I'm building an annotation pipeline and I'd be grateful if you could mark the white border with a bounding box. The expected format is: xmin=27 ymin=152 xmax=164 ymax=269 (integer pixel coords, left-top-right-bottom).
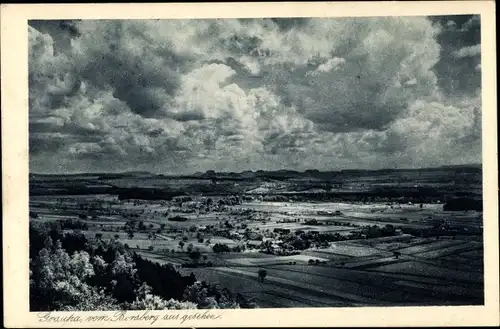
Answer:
xmin=2 ymin=2 xmax=498 ymax=327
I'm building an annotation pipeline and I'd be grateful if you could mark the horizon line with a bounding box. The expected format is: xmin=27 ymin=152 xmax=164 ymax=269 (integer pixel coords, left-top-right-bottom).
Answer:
xmin=29 ymin=163 xmax=482 ymax=176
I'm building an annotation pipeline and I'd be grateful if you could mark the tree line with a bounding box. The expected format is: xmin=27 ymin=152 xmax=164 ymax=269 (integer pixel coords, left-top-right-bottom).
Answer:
xmin=29 ymin=221 xmax=257 ymax=311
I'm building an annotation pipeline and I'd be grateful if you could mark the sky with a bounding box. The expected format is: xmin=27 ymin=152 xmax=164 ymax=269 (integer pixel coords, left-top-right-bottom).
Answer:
xmin=28 ymin=15 xmax=481 ymax=174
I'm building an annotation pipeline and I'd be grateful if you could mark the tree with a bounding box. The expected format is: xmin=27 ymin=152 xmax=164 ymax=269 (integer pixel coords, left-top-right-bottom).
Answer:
xmin=114 ymin=234 xmax=120 ymax=240
xmin=186 ymin=243 xmax=194 ymax=253
xmin=138 ymin=221 xmax=146 ymax=231
xmin=182 ymin=281 xmax=240 ymax=309
xmin=30 ymin=241 xmax=107 ymax=311
xmin=393 ymin=251 xmax=401 ymax=259
xmin=127 ymin=230 xmax=134 ymax=239
xmin=382 ymin=224 xmax=395 ymax=236
xmin=178 ymin=241 xmax=185 ymax=251
xmin=130 ymin=283 xmax=197 ymax=310
xmin=212 ymin=243 xmax=230 ymax=254
xmin=108 ymin=253 xmax=141 ymax=303
xmin=95 ymin=233 xmax=103 ymax=240
xmin=257 ymin=269 xmax=267 ymax=283
xmin=188 ymin=250 xmax=201 ymax=264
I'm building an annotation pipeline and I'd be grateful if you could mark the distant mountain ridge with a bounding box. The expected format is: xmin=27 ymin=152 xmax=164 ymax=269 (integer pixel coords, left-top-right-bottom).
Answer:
xmin=31 ymin=164 xmax=482 ymax=178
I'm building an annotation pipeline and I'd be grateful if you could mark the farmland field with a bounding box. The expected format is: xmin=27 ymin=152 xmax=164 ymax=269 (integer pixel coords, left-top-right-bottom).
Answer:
xmin=29 ymin=166 xmax=484 ymax=308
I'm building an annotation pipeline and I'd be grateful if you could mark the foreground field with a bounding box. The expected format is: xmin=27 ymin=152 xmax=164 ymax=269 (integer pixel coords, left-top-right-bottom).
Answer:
xmin=171 ymin=262 xmax=482 ymax=307
xmin=134 ymin=233 xmax=483 ymax=307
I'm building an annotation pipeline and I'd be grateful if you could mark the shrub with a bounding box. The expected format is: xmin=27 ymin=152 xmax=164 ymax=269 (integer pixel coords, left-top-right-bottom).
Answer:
xmin=212 ymin=243 xmax=231 ymax=253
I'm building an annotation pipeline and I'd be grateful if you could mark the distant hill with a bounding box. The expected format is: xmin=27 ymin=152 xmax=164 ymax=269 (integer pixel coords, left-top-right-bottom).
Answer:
xmin=186 ymin=164 xmax=482 ymax=180
xmin=439 ymin=163 xmax=481 ymax=169
xmin=30 ymin=164 xmax=481 ymax=179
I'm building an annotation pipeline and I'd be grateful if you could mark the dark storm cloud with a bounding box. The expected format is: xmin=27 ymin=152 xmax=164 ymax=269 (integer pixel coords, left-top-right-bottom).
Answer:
xmin=29 ymin=135 xmax=65 ymax=155
xmin=29 ymin=20 xmax=191 ymax=118
xmin=218 ymin=33 xmax=263 ymax=57
xmin=169 ymin=111 xmax=206 ymax=122
xmin=72 ymin=21 xmax=185 ymax=118
xmin=29 ymin=132 xmax=101 ymax=155
xmin=270 ymin=17 xmax=310 ymax=31
xmin=147 ymin=128 xmax=164 ymax=137
xmin=430 ymin=15 xmax=481 ymax=96
xmin=29 ymin=20 xmax=80 ymax=53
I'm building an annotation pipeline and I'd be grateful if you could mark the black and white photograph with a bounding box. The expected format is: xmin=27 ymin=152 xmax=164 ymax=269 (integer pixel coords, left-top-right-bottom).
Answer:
xmin=26 ymin=14 xmax=486 ymax=312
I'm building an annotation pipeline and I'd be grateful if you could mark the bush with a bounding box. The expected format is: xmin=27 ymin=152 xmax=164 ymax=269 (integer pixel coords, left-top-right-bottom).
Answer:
xmin=183 ymin=281 xmax=240 ymax=309
xmin=212 ymin=243 xmax=231 ymax=253
xmin=130 ymin=284 xmax=196 ymax=310
xmin=168 ymin=216 xmax=188 ymax=222
xmin=257 ymin=269 xmax=267 ymax=282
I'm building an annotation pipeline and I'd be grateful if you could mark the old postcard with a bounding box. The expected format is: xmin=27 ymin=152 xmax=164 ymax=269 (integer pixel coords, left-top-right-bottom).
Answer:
xmin=2 ymin=1 xmax=499 ymax=327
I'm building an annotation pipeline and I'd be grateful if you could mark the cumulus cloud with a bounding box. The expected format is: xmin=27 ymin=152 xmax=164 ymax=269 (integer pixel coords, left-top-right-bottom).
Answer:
xmin=264 ymin=17 xmax=442 ymax=132
xmin=445 ymin=20 xmax=457 ymax=30
xmin=28 ymin=17 xmax=482 ymax=173
xmin=460 ymin=15 xmax=480 ymax=32
xmin=453 ymin=44 xmax=481 ymax=58
xmin=307 ymin=57 xmax=346 ymax=76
